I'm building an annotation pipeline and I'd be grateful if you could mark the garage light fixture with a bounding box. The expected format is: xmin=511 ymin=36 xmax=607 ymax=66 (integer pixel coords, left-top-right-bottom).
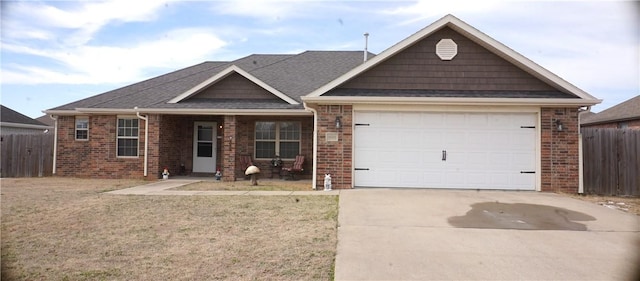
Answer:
xmin=335 ymin=116 xmax=342 ymax=129
xmin=555 ymin=119 xmax=563 ymax=132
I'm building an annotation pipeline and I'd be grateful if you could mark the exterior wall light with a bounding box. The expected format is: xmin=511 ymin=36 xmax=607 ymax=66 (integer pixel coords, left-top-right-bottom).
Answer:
xmin=335 ymin=116 xmax=342 ymax=129
xmin=555 ymin=119 xmax=563 ymax=131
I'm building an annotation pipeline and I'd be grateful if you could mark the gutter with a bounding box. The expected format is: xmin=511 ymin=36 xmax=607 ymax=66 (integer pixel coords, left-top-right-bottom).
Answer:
xmin=49 ymin=115 xmax=58 ymax=175
xmin=134 ymin=107 xmax=149 ymax=177
xmin=303 ymin=102 xmax=318 ymax=190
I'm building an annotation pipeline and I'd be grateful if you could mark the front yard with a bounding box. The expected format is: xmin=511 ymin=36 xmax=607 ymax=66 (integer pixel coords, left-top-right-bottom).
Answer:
xmin=1 ymin=178 xmax=338 ymax=280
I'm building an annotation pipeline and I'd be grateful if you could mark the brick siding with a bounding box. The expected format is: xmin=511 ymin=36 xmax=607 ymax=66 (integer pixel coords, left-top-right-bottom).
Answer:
xmin=56 ymin=115 xmax=144 ymax=178
xmin=541 ymin=107 xmax=580 ymax=193
xmin=314 ymin=105 xmax=353 ymax=189
xmin=55 ymin=114 xmax=312 ymax=181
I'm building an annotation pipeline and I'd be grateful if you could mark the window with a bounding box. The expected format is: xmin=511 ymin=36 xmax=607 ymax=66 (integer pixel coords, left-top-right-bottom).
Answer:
xmin=75 ymin=117 xmax=89 ymax=140
xmin=255 ymin=121 xmax=300 ymax=159
xmin=117 ymin=118 xmax=139 ymax=157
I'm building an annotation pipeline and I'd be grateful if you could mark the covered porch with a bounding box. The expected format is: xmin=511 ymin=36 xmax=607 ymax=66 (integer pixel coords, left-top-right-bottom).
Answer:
xmin=150 ymin=114 xmax=313 ymax=183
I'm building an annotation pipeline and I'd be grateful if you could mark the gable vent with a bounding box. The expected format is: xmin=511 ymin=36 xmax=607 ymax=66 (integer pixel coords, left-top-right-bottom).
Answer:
xmin=436 ymin=39 xmax=458 ymax=60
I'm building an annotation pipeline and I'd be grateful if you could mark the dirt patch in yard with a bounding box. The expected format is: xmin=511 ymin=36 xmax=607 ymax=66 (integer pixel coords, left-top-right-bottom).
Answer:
xmin=174 ymin=179 xmax=313 ymax=191
xmin=566 ymin=194 xmax=640 ymax=216
xmin=1 ymin=177 xmax=338 ymax=280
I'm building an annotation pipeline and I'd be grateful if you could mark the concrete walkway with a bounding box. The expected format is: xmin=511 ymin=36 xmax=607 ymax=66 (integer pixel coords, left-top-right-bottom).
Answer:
xmin=105 ymin=179 xmax=340 ymax=196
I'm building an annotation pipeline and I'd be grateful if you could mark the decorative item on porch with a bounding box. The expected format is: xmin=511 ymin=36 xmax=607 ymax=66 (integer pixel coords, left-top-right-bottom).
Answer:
xmin=270 ymin=155 xmax=282 ymax=167
xmin=162 ymin=167 xmax=170 ymax=180
xmin=215 ymin=169 xmax=222 ymax=180
xmin=245 ymin=165 xmax=260 ymax=186
xmin=324 ymin=174 xmax=332 ymax=191
xmin=270 ymin=155 xmax=283 ymax=178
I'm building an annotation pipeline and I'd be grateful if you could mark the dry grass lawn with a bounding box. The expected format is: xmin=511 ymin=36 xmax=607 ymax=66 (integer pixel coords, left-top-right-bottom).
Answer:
xmin=1 ymin=177 xmax=338 ymax=280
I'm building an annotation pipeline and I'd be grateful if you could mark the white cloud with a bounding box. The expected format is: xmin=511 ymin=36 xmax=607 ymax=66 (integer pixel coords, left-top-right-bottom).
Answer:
xmin=2 ymin=28 xmax=227 ymax=85
xmin=381 ymin=0 xmax=502 ymax=25
xmin=209 ymin=0 xmax=329 ymax=22
xmin=3 ymin=0 xmax=178 ymax=45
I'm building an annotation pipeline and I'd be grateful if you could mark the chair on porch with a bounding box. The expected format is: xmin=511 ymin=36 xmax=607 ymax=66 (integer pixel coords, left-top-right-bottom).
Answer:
xmin=282 ymin=155 xmax=305 ymax=180
xmin=239 ymin=155 xmax=253 ymax=179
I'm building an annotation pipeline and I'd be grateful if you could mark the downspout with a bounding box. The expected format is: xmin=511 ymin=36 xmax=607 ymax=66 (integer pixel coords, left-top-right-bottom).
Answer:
xmin=303 ymin=102 xmax=318 ymax=190
xmin=49 ymin=115 xmax=58 ymax=175
xmin=134 ymin=107 xmax=149 ymax=177
xmin=577 ymin=106 xmax=591 ymax=194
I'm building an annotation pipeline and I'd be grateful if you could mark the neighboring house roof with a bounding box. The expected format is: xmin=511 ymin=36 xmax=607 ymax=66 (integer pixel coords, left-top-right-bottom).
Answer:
xmin=36 ymin=115 xmax=55 ymax=126
xmin=581 ymin=95 xmax=640 ymax=125
xmin=304 ymin=14 xmax=600 ymax=107
xmin=46 ymin=51 xmax=369 ymax=115
xmin=1 ymin=105 xmax=51 ymax=130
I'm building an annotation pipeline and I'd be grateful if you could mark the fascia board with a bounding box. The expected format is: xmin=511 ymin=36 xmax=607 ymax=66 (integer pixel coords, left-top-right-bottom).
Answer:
xmin=168 ymin=65 xmax=299 ymax=105
xmin=301 ymin=96 xmax=602 ymax=107
xmin=306 ymin=14 xmax=599 ymax=103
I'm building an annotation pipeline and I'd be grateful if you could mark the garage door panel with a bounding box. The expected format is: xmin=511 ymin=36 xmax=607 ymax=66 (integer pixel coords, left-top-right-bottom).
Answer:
xmin=421 ymin=113 xmax=446 ymax=128
xmin=354 ymin=111 xmax=537 ymax=190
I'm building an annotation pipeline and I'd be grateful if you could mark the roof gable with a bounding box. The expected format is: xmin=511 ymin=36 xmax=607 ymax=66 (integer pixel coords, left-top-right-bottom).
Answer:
xmin=189 ymin=72 xmax=281 ymax=101
xmin=168 ymin=65 xmax=299 ymax=104
xmin=306 ymin=14 xmax=600 ymax=104
xmin=340 ymin=26 xmax=562 ymax=92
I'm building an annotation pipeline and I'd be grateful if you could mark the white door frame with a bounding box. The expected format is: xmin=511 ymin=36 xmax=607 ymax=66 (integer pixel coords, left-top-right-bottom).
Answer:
xmin=193 ymin=121 xmax=217 ymax=173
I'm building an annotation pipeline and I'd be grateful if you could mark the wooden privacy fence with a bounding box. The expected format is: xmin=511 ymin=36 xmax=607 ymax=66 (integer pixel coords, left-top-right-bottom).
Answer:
xmin=582 ymin=128 xmax=639 ymax=196
xmin=1 ymin=134 xmax=54 ymax=178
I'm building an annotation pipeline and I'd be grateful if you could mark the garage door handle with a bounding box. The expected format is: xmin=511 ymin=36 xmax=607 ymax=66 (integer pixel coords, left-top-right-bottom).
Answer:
xmin=442 ymin=150 xmax=447 ymax=161
xmin=354 ymin=168 xmax=370 ymax=171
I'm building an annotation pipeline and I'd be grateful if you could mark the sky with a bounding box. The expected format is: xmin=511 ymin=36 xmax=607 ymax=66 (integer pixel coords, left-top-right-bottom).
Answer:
xmin=1 ymin=0 xmax=638 ymax=119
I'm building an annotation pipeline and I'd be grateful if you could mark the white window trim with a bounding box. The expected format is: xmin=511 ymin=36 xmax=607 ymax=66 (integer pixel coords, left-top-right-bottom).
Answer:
xmin=75 ymin=116 xmax=89 ymax=141
xmin=116 ymin=116 xmax=139 ymax=158
xmin=255 ymin=121 xmax=301 ymax=160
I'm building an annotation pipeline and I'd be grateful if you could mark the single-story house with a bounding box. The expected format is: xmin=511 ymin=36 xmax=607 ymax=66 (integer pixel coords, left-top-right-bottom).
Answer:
xmin=1 ymin=105 xmax=52 ymax=135
xmin=45 ymin=15 xmax=600 ymax=192
xmin=581 ymin=95 xmax=640 ymax=129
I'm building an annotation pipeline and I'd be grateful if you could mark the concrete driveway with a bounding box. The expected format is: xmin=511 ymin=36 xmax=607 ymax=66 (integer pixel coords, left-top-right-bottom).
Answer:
xmin=335 ymin=189 xmax=640 ymax=280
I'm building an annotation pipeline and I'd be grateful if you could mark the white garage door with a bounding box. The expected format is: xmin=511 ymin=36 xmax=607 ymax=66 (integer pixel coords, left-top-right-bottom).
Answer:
xmin=354 ymin=111 xmax=537 ymax=190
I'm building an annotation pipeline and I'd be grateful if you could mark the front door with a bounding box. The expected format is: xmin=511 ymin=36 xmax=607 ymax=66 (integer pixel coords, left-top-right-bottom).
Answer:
xmin=193 ymin=122 xmax=216 ymax=173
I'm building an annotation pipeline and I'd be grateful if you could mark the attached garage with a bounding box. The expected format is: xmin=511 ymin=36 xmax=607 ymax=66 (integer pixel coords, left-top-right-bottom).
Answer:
xmin=303 ymin=15 xmax=601 ymax=192
xmin=353 ymin=111 xmax=537 ymax=190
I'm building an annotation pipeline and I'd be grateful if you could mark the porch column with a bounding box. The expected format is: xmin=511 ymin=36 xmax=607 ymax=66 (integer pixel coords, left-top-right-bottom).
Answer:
xmin=222 ymin=115 xmax=237 ymax=181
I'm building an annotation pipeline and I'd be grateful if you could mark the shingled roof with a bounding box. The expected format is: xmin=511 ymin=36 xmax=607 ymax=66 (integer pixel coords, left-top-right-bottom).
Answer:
xmin=49 ymin=51 xmax=369 ymax=112
xmin=1 ymin=105 xmax=47 ymax=126
xmin=582 ymin=95 xmax=640 ymax=125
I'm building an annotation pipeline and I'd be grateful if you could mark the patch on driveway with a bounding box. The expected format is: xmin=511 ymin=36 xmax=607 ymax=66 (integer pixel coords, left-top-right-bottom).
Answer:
xmin=448 ymin=202 xmax=596 ymax=231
